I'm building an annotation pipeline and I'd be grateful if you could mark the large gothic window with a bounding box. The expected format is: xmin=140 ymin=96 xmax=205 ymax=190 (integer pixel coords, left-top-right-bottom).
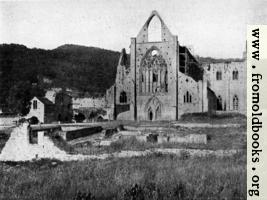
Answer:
xmin=148 ymin=16 xmax=162 ymax=42
xmin=140 ymin=48 xmax=168 ymax=94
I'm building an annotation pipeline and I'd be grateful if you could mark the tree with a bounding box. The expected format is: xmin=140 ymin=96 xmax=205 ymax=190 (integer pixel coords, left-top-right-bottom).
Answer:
xmin=6 ymin=81 xmax=45 ymax=116
xmin=74 ymin=113 xmax=85 ymax=123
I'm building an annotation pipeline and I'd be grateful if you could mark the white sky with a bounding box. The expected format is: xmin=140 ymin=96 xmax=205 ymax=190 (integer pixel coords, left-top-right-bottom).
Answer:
xmin=0 ymin=0 xmax=266 ymax=58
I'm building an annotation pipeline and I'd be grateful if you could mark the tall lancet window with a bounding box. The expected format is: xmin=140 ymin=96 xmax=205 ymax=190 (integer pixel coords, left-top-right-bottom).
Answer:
xmin=233 ymin=95 xmax=238 ymax=110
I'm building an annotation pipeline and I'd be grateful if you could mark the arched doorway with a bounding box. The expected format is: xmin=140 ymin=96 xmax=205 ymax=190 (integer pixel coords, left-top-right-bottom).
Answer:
xmin=145 ymin=97 xmax=162 ymax=121
xmin=148 ymin=108 xmax=153 ymax=121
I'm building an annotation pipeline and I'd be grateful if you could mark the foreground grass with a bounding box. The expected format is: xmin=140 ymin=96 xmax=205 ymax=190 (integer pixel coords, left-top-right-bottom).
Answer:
xmin=0 ymin=153 xmax=246 ymax=200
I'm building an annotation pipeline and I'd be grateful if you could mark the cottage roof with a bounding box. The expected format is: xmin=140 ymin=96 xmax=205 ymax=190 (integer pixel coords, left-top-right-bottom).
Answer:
xmin=36 ymin=97 xmax=54 ymax=105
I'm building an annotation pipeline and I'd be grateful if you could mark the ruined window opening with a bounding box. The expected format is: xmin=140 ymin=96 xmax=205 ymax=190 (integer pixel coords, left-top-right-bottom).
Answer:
xmin=216 ymin=71 xmax=222 ymax=80
xmin=148 ymin=16 xmax=162 ymax=42
xmin=58 ymin=114 xmax=62 ymax=121
xmin=217 ymin=95 xmax=223 ymax=110
xmin=151 ymin=50 xmax=159 ymax=56
xmin=140 ymin=48 xmax=167 ymax=94
xmin=119 ymin=91 xmax=127 ymax=103
xmin=232 ymin=71 xmax=238 ymax=80
xmin=233 ymin=95 xmax=238 ymax=110
xmin=153 ymin=73 xmax=158 ymax=82
xmin=33 ymin=100 xmax=38 ymax=109
xmin=184 ymin=91 xmax=192 ymax=103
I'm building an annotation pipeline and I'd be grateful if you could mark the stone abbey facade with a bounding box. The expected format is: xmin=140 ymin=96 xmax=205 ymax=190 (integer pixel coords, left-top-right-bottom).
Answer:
xmin=106 ymin=11 xmax=246 ymax=121
xmin=203 ymin=61 xmax=246 ymax=114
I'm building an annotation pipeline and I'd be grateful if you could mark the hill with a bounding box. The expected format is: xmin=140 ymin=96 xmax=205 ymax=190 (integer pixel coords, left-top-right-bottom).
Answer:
xmin=0 ymin=43 xmax=243 ymax=115
xmin=0 ymin=44 xmax=121 ymax=114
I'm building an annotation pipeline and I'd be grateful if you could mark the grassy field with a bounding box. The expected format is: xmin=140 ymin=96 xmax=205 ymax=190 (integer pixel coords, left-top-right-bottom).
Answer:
xmin=0 ymin=114 xmax=246 ymax=199
xmin=0 ymin=152 xmax=246 ymax=200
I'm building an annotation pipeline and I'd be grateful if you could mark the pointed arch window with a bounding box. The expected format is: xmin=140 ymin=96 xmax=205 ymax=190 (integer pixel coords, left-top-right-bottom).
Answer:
xmin=216 ymin=71 xmax=222 ymax=80
xmin=232 ymin=71 xmax=238 ymax=80
xmin=140 ymin=47 xmax=168 ymax=94
xmin=148 ymin=15 xmax=162 ymax=42
xmin=119 ymin=91 xmax=127 ymax=103
xmin=217 ymin=95 xmax=223 ymax=110
xmin=233 ymin=95 xmax=238 ymax=110
xmin=184 ymin=91 xmax=192 ymax=103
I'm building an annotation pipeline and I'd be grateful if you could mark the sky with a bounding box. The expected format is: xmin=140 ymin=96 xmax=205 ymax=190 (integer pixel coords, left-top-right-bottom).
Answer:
xmin=0 ymin=0 xmax=266 ymax=58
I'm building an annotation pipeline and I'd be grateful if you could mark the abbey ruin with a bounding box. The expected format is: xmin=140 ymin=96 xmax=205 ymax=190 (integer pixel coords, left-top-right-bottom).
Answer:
xmin=106 ymin=11 xmax=246 ymax=121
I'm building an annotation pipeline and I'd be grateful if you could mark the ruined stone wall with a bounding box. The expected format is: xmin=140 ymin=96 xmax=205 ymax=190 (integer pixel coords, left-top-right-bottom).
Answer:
xmin=106 ymin=11 xmax=209 ymax=121
xmin=54 ymin=93 xmax=73 ymax=122
xmin=0 ymin=116 xmax=20 ymax=125
xmin=72 ymin=97 xmax=106 ymax=110
xmin=115 ymin=64 xmax=131 ymax=105
xmin=205 ymin=61 xmax=246 ymax=114
xmin=105 ymin=86 xmax=115 ymax=120
xmin=0 ymin=123 xmax=67 ymax=161
xmin=178 ymin=73 xmax=203 ymax=117
xmin=131 ymin=11 xmax=179 ymax=121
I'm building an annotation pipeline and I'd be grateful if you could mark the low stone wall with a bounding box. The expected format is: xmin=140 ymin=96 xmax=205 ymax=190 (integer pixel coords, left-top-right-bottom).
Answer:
xmin=119 ymin=131 xmax=207 ymax=145
xmin=158 ymin=134 xmax=207 ymax=144
xmin=61 ymin=126 xmax=103 ymax=141
xmin=160 ymin=134 xmax=207 ymax=144
xmin=0 ymin=116 xmax=20 ymax=126
xmin=0 ymin=123 xmax=68 ymax=161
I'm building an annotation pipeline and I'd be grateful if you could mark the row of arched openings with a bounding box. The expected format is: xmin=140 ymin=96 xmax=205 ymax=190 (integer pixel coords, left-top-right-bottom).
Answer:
xmin=216 ymin=70 xmax=239 ymax=80
xmin=216 ymin=95 xmax=239 ymax=111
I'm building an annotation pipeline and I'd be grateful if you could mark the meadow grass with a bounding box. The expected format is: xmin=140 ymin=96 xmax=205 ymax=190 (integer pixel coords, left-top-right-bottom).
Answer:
xmin=0 ymin=152 xmax=246 ymax=200
xmin=0 ymin=114 xmax=246 ymax=199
